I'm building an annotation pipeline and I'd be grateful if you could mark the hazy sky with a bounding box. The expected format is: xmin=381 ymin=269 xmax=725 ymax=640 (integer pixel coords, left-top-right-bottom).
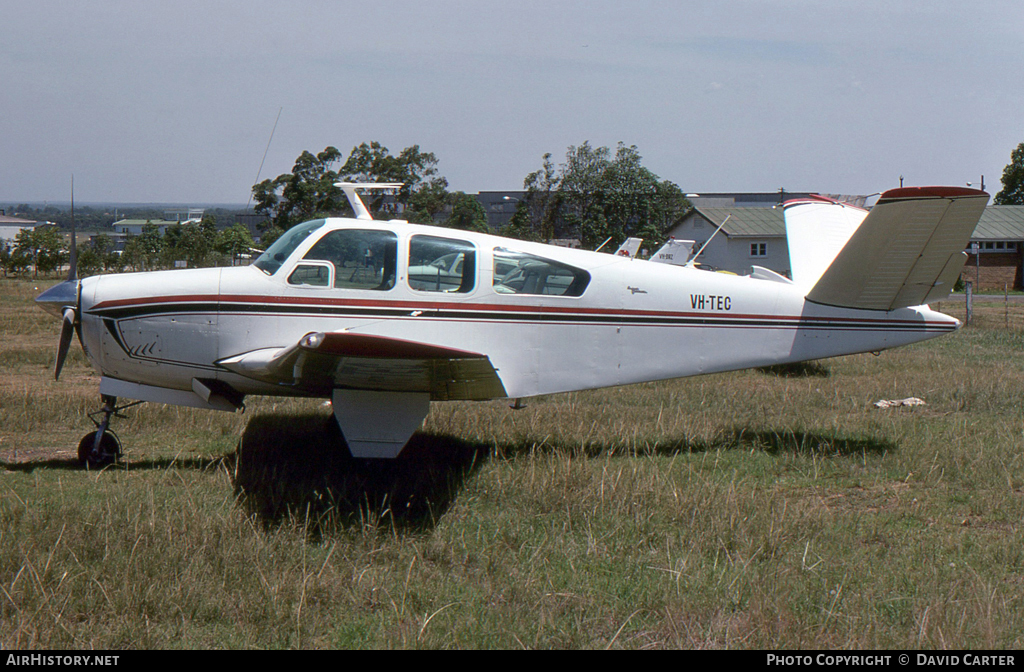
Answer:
xmin=2 ymin=0 xmax=1022 ymax=204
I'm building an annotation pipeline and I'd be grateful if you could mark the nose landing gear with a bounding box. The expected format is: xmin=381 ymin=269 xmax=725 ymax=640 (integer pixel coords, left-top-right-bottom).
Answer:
xmin=78 ymin=394 xmax=143 ymax=468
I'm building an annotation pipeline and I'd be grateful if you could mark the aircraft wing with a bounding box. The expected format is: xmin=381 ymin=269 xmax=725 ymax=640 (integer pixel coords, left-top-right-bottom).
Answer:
xmin=804 ymin=187 xmax=988 ymax=311
xmin=217 ymin=331 xmax=507 ymax=401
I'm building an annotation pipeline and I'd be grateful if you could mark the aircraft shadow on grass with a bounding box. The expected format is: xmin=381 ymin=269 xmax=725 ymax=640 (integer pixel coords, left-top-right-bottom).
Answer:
xmin=231 ymin=413 xmax=490 ymax=535
xmin=231 ymin=412 xmax=895 ymax=535
xmin=0 ymin=413 xmax=894 ymax=535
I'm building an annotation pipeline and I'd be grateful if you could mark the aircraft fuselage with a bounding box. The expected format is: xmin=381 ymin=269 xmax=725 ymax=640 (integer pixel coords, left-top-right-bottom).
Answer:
xmin=72 ymin=218 xmax=957 ymax=408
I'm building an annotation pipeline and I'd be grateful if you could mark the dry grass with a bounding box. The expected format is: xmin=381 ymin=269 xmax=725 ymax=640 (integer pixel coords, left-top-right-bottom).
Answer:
xmin=2 ymin=276 xmax=1024 ymax=648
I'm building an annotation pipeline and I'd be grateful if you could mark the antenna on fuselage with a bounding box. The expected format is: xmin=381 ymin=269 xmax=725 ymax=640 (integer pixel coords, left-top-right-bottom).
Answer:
xmin=334 ymin=182 xmax=404 ymax=221
xmin=686 ymin=214 xmax=730 ymax=268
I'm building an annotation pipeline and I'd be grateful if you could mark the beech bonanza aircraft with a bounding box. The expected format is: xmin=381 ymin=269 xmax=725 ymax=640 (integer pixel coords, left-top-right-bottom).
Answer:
xmin=36 ymin=183 xmax=988 ymax=466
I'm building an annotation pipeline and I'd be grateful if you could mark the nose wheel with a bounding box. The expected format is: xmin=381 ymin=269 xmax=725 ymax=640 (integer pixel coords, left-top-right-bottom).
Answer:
xmin=77 ymin=430 xmax=121 ymax=468
xmin=78 ymin=394 xmax=142 ymax=468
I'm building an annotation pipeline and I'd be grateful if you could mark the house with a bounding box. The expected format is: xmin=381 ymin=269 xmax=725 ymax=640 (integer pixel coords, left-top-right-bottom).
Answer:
xmin=664 ymin=206 xmax=791 ymax=276
xmin=0 ymin=213 xmax=42 ymax=244
xmin=962 ymin=205 xmax=1024 ymax=290
xmin=667 ymin=202 xmax=1024 ymax=290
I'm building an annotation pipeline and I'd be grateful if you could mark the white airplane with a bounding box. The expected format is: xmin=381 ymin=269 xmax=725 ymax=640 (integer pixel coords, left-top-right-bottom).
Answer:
xmin=36 ymin=183 xmax=988 ymax=466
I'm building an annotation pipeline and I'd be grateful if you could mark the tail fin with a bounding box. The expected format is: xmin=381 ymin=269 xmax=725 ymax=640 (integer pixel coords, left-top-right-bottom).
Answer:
xmin=786 ymin=187 xmax=988 ymax=311
xmin=784 ymin=195 xmax=870 ymax=289
xmin=650 ymin=238 xmax=695 ymax=266
xmin=613 ymin=237 xmax=643 ymax=258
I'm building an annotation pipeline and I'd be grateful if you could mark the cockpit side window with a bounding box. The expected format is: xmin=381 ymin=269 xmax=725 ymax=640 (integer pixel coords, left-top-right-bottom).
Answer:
xmin=302 ymin=229 xmax=398 ymax=290
xmin=253 ymin=219 xmax=326 ymax=276
xmin=408 ymin=235 xmax=476 ymax=293
xmin=492 ymin=248 xmax=590 ymax=297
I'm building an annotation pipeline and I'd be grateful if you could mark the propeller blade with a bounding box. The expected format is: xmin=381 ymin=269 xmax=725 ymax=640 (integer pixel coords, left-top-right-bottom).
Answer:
xmin=54 ymin=308 xmax=76 ymax=381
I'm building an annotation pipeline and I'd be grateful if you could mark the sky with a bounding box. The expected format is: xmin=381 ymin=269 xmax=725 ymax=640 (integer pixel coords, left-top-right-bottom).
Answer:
xmin=1 ymin=0 xmax=1022 ymax=205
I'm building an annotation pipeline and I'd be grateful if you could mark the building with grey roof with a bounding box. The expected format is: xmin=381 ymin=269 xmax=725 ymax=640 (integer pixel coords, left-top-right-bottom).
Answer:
xmin=665 ymin=206 xmax=791 ymax=275
xmin=665 ymin=203 xmax=1024 ymax=289
xmin=964 ymin=205 xmax=1024 ymax=290
xmin=0 ymin=213 xmax=42 ymax=244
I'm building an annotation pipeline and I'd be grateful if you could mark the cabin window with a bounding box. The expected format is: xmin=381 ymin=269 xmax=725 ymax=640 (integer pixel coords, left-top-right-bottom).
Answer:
xmin=287 ymin=262 xmax=332 ymax=287
xmin=301 ymin=229 xmax=397 ymax=290
xmin=254 ymin=219 xmax=326 ymax=275
xmin=492 ymin=248 xmax=590 ymax=297
xmin=407 ymin=235 xmax=477 ymax=293
xmin=750 ymin=243 xmax=767 ymax=257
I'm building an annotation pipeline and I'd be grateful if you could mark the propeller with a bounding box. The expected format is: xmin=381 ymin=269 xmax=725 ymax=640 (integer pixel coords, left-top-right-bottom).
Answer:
xmin=55 ymin=307 xmax=76 ymax=380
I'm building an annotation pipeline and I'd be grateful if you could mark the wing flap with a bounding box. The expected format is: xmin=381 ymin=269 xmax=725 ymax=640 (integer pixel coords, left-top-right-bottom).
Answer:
xmin=805 ymin=187 xmax=988 ymax=311
xmin=218 ymin=331 xmax=507 ymax=401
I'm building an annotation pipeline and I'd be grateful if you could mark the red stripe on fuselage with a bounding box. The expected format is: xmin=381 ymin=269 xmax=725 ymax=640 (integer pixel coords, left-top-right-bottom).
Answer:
xmin=89 ymin=293 xmax=953 ymax=328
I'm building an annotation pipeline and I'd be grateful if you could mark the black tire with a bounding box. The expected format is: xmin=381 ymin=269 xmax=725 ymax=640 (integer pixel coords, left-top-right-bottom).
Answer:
xmin=77 ymin=431 xmax=121 ymax=468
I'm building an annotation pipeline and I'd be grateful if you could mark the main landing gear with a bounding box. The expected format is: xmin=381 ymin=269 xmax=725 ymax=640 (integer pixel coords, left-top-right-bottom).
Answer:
xmin=78 ymin=394 xmax=143 ymax=468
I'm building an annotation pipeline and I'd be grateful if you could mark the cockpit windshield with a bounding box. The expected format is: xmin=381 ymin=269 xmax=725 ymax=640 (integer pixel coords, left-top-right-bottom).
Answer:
xmin=253 ymin=219 xmax=326 ymax=275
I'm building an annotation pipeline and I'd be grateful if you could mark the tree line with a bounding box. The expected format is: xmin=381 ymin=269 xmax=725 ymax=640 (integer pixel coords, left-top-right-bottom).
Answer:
xmin=253 ymin=140 xmax=693 ymax=251
xmin=0 ymin=218 xmax=255 ymax=278
xmin=1 ymin=204 xmax=247 ymax=233
xmin=8 ymin=137 xmax=1022 ymax=280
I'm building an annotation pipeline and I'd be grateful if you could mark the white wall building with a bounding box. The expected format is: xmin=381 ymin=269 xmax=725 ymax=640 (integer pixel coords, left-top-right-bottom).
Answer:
xmin=666 ymin=207 xmax=791 ymax=276
xmin=0 ymin=214 xmax=40 ymax=244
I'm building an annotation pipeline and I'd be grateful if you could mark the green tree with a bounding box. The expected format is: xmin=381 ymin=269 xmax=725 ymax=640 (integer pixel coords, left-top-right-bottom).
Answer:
xmin=178 ymin=222 xmax=215 ymax=267
xmin=253 ymin=147 xmax=346 ymax=231
xmin=504 ymin=203 xmax=542 ymax=242
xmin=445 ymin=192 xmax=490 ymax=233
xmin=339 ymin=142 xmax=450 ymax=222
xmin=122 ymin=223 xmax=164 ymax=271
xmin=77 ymin=246 xmax=103 ymax=277
xmin=501 ymin=152 xmax=562 ymax=242
xmin=253 ymin=143 xmax=453 ymax=229
xmin=559 ymin=143 xmax=611 ymax=245
xmin=508 ymin=142 xmax=691 ymax=249
xmin=1 ymin=243 xmax=30 ymax=276
xmin=995 ymin=142 xmax=1024 ymax=205
xmin=258 ymin=226 xmax=286 ymax=248
xmin=89 ymin=234 xmax=122 ymax=273
xmin=15 ymin=226 xmax=66 ymax=277
xmin=215 ymin=224 xmax=256 ymax=265
xmin=405 ymin=178 xmax=450 ymax=224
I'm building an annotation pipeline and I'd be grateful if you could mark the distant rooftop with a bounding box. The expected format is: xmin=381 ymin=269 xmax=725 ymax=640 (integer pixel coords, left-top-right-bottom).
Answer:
xmin=688 ymin=192 xmax=872 ymax=209
xmin=0 ymin=213 xmax=40 ymax=225
xmin=684 ymin=206 xmax=786 ymax=238
xmin=971 ymin=205 xmax=1024 ymax=241
xmin=687 ymin=192 xmax=812 ymax=208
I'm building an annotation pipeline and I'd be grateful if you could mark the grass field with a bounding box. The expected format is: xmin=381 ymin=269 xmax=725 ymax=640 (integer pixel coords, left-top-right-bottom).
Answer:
xmin=2 ymin=276 xmax=1023 ymax=649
